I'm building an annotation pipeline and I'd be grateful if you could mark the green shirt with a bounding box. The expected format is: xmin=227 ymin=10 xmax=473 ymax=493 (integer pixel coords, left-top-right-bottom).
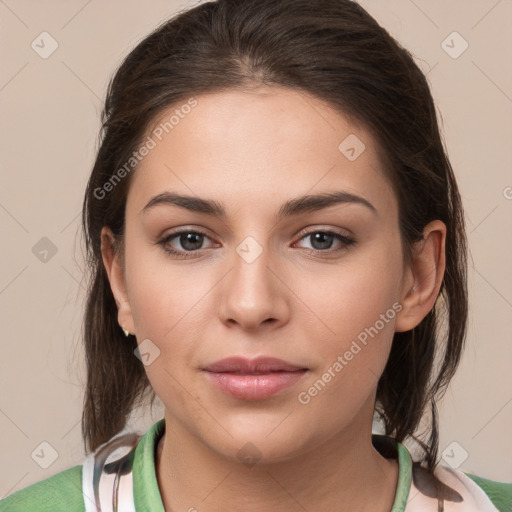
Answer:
xmin=1 ymin=418 xmax=510 ymax=511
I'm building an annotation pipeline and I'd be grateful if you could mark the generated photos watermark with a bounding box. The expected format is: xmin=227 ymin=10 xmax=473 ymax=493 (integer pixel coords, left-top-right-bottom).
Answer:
xmin=297 ymin=301 xmax=403 ymax=405
xmin=93 ymin=97 xmax=198 ymax=200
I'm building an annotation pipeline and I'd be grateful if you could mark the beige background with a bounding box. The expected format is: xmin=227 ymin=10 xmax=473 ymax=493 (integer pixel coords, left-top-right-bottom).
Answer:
xmin=1 ymin=0 xmax=511 ymax=498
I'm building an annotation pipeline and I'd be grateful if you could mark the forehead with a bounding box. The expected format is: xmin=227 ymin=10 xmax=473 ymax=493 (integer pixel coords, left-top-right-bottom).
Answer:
xmin=128 ymin=86 xmax=396 ymax=219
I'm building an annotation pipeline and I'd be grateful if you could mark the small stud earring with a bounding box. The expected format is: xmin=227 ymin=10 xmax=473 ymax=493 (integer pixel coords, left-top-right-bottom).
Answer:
xmin=121 ymin=326 xmax=131 ymax=337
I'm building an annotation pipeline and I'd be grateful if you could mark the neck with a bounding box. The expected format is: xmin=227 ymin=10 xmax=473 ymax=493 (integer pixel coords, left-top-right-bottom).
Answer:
xmin=155 ymin=412 xmax=398 ymax=512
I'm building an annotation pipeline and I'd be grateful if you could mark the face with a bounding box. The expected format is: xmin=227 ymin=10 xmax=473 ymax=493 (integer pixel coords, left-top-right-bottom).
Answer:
xmin=104 ymin=86 xmax=428 ymax=463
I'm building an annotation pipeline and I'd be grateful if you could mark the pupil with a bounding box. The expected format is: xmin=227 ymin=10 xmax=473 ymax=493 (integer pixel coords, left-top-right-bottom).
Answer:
xmin=181 ymin=233 xmax=203 ymax=250
xmin=312 ymin=233 xmax=333 ymax=250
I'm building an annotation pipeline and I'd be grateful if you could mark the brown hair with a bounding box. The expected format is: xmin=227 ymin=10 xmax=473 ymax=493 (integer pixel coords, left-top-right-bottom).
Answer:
xmin=81 ymin=0 xmax=468 ymax=476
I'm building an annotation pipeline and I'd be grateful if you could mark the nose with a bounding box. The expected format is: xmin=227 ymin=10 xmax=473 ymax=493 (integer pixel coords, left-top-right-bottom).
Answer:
xmin=217 ymin=238 xmax=290 ymax=331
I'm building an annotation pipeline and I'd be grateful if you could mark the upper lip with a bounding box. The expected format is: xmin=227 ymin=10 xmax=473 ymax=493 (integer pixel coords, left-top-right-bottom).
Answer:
xmin=202 ymin=356 xmax=308 ymax=373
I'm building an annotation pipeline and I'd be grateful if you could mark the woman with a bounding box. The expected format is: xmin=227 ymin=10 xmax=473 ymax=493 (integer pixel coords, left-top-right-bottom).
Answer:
xmin=2 ymin=0 xmax=510 ymax=511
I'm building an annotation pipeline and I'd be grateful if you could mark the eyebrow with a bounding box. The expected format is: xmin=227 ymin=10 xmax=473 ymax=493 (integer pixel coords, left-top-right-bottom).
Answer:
xmin=141 ymin=190 xmax=377 ymax=219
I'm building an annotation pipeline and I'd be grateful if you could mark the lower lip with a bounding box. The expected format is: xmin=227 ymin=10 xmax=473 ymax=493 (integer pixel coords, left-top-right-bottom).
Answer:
xmin=203 ymin=370 xmax=307 ymax=400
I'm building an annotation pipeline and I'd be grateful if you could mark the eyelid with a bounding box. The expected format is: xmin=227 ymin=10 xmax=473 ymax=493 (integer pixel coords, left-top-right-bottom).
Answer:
xmin=295 ymin=225 xmax=353 ymax=239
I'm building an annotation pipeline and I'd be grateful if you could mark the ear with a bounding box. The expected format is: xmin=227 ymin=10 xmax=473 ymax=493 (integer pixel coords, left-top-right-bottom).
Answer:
xmin=394 ymin=220 xmax=446 ymax=332
xmin=100 ymin=226 xmax=135 ymax=335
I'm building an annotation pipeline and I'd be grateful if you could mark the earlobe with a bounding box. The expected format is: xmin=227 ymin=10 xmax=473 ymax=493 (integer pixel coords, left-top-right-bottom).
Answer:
xmin=100 ymin=226 xmax=135 ymax=335
xmin=394 ymin=220 xmax=446 ymax=333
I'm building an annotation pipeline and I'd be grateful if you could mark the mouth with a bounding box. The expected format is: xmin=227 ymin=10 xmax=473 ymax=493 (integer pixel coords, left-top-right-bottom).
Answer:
xmin=202 ymin=356 xmax=309 ymax=400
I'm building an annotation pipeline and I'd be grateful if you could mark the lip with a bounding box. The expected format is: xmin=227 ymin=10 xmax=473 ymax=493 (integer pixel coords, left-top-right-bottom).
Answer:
xmin=202 ymin=356 xmax=308 ymax=400
xmin=202 ymin=356 xmax=307 ymax=373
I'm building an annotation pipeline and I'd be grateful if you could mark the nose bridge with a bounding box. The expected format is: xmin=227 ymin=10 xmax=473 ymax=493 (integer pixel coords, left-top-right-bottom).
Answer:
xmin=231 ymin=233 xmax=275 ymax=300
xmin=218 ymin=231 xmax=288 ymax=327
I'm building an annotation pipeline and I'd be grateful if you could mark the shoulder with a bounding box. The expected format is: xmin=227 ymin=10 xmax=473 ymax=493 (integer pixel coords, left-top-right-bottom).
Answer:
xmin=463 ymin=472 xmax=512 ymax=512
xmin=0 ymin=420 xmax=163 ymax=512
xmin=410 ymin=463 xmax=511 ymax=512
xmin=403 ymin=451 xmax=511 ymax=512
xmin=0 ymin=465 xmax=85 ymax=512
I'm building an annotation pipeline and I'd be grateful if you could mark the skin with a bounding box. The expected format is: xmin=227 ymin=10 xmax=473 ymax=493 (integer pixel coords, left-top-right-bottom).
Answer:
xmin=101 ymin=86 xmax=446 ymax=511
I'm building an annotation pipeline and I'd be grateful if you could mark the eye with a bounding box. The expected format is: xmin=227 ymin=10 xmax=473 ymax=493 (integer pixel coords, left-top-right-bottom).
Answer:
xmin=157 ymin=229 xmax=216 ymax=259
xmin=294 ymin=230 xmax=355 ymax=254
xmin=156 ymin=228 xmax=356 ymax=260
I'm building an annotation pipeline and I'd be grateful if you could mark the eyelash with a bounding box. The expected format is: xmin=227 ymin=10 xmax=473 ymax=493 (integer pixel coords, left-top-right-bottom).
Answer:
xmin=156 ymin=228 xmax=356 ymax=259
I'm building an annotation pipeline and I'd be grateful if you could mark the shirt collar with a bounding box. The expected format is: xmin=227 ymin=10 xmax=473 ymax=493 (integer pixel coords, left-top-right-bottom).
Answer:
xmin=132 ymin=418 xmax=166 ymax=511
xmin=132 ymin=419 xmax=413 ymax=512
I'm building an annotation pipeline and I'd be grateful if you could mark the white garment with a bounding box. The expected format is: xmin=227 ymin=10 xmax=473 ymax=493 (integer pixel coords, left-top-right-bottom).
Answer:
xmin=405 ymin=464 xmax=499 ymax=511
xmin=82 ymin=443 xmax=136 ymax=512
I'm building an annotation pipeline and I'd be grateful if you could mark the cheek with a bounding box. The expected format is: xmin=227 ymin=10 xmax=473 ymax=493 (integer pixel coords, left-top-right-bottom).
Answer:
xmin=124 ymin=245 xmax=225 ymax=406
xmin=293 ymin=235 xmax=403 ymax=346
xmin=125 ymin=256 xmax=208 ymax=416
xmin=124 ymin=233 xmax=211 ymax=337
xmin=291 ymin=237 xmax=403 ymax=404
xmin=293 ymin=284 xmax=399 ymax=436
